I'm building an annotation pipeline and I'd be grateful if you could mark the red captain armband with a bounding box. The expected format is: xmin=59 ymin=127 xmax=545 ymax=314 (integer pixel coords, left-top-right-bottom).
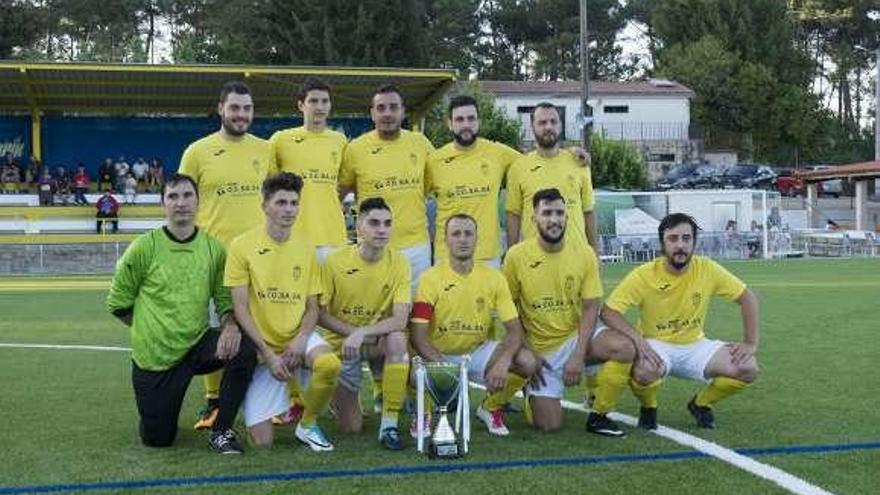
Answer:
xmin=411 ymin=302 xmax=434 ymax=323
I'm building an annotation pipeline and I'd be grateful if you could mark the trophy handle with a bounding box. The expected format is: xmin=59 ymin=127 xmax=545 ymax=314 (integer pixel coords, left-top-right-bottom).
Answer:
xmin=415 ymin=360 xmax=426 ymax=453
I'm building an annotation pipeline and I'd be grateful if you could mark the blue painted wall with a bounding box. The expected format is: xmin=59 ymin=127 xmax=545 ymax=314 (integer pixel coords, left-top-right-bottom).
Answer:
xmin=0 ymin=116 xmax=31 ymax=163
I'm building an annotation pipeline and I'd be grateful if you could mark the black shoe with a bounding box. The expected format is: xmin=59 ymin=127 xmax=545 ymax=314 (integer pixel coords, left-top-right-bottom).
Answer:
xmin=586 ymin=412 xmax=626 ymax=438
xmin=209 ymin=428 xmax=244 ymax=454
xmin=501 ymin=401 xmax=521 ymax=414
xmin=638 ymin=407 xmax=658 ymax=430
xmin=687 ymin=397 xmax=715 ymax=429
xmin=379 ymin=427 xmax=403 ymax=451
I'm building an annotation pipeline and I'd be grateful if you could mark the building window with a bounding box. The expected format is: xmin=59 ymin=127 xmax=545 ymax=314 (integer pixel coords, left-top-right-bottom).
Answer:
xmin=603 ymin=105 xmax=629 ymax=114
xmin=516 ymin=105 xmax=566 ymax=142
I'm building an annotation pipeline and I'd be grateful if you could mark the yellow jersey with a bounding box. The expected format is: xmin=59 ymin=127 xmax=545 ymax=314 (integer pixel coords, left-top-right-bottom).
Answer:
xmin=503 ymin=238 xmax=602 ymax=354
xmin=339 ymin=129 xmax=434 ymax=249
xmin=225 ymin=226 xmax=321 ymax=353
xmin=269 ymin=126 xmax=348 ymax=247
xmin=604 ymin=255 xmax=747 ymax=345
xmin=318 ymin=245 xmax=412 ymax=350
xmin=427 ymin=138 xmax=521 ymax=263
xmin=179 ymin=132 xmax=274 ymax=247
xmin=504 ymin=149 xmax=594 ymax=243
xmin=411 ymin=263 xmax=518 ymax=355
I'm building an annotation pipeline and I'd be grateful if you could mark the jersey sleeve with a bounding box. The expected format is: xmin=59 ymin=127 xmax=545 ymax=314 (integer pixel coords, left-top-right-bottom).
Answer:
xmin=423 ymin=156 xmax=436 ymax=197
xmin=319 ymin=258 xmax=336 ymax=308
xmin=604 ymin=269 xmax=643 ymax=314
xmin=501 ymin=253 xmax=521 ymax=303
xmin=223 ymin=239 xmax=250 ymax=287
xmin=496 ymin=142 xmax=522 ymax=173
xmin=393 ymin=255 xmax=413 ymax=305
xmin=268 ymin=132 xmax=283 ymax=172
xmin=209 ymin=239 xmax=233 ymax=316
xmin=709 ymin=260 xmax=747 ymax=301
xmin=307 ymin=252 xmax=322 ymax=296
xmin=178 ymin=144 xmax=199 ymax=180
xmin=580 ymin=246 xmax=603 ymax=299
xmin=504 ymin=164 xmax=523 ymax=215
xmin=411 ymin=272 xmax=437 ymax=323
xmin=338 ymin=143 xmax=357 ymax=189
xmin=494 ymin=273 xmax=519 ymax=323
xmin=106 ymin=234 xmax=152 ymax=316
xmin=580 ymin=165 xmax=595 ymax=211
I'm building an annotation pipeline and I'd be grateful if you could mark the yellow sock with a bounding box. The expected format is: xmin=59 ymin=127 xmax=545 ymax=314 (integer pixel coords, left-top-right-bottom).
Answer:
xmin=695 ymin=377 xmax=749 ymax=408
xmin=584 ymin=374 xmax=599 ymax=401
xmin=593 ymin=361 xmax=631 ymax=414
xmin=483 ymin=373 xmax=528 ymax=411
xmin=301 ymin=353 xmax=341 ymax=426
xmin=372 ymin=377 xmax=383 ymax=400
xmin=203 ymin=370 xmax=222 ymax=401
xmin=630 ymin=379 xmax=662 ymax=408
xmin=287 ymin=378 xmax=304 ymax=407
xmin=381 ymin=361 xmax=409 ymax=425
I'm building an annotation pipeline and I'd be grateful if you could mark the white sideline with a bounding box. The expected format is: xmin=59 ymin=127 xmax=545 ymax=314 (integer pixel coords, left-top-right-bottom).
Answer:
xmin=0 ymin=344 xmax=834 ymax=495
xmin=470 ymin=382 xmax=832 ymax=495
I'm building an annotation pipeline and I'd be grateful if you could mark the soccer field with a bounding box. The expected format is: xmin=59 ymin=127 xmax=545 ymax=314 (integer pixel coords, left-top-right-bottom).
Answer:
xmin=1 ymin=259 xmax=877 ymax=494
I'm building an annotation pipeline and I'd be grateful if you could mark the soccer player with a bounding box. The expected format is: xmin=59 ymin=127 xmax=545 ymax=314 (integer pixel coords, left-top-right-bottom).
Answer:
xmin=318 ymin=197 xmax=412 ymax=450
xmin=505 ymin=103 xmax=598 ymax=251
xmin=600 ymin=213 xmax=760 ymax=429
xmin=426 ymin=95 xmax=521 ymax=268
xmin=225 ymin=172 xmax=341 ymax=451
xmin=503 ymin=188 xmax=643 ymax=435
xmin=269 ymin=77 xmax=348 ymax=261
xmin=411 ymin=214 xmax=538 ymax=436
xmin=268 ymin=77 xmax=347 ymax=424
xmin=179 ymin=81 xmax=275 ymax=431
xmin=106 ymin=174 xmax=256 ymax=454
xmin=339 ymin=85 xmax=435 ymax=289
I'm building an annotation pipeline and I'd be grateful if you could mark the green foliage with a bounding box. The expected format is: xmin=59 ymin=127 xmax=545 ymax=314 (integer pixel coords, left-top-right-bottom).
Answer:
xmin=589 ymin=133 xmax=648 ymax=189
xmin=423 ymin=84 xmax=522 ymax=149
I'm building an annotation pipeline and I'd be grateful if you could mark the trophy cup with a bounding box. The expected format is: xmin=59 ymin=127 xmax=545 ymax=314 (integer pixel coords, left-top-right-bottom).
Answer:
xmin=414 ymin=357 xmax=470 ymax=458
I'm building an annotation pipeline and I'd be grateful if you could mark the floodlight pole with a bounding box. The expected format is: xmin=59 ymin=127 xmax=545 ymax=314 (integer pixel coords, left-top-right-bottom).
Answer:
xmin=875 ymin=47 xmax=879 ymax=162
xmin=580 ymin=0 xmax=592 ymax=151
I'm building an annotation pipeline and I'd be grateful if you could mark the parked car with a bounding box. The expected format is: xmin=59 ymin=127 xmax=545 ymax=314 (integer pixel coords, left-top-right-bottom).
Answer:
xmin=776 ymin=166 xmax=843 ymax=197
xmin=716 ymin=164 xmax=777 ymax=190
xmin=656 ymin=163 xmax=698 ymax=190
xmin=682 ymin=163 xmax=723 ymax=189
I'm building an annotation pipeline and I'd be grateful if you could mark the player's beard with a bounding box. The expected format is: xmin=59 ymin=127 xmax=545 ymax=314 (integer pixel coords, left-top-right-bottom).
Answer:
xmin=666 ymin=249 xmax=692 ymax=270
xmin=535 ymin=129 xmax=558 ymax=149
xmin=537 ymin=219 xmax=566 ymax=244
xmin=221 ymin=115 xmax=250 ymax=137
xmin=453 ymin=129 xmax=477 ymax=147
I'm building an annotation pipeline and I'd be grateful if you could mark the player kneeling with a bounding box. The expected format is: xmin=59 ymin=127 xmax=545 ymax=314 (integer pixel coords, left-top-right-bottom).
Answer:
xmin=411 ymin=214 xmax=540 ymax=437
xmin=318 ymin=197 xmax=412 ymax=450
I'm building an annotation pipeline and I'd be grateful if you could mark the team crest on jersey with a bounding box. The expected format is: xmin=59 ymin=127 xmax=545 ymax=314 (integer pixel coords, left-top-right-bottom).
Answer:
xmin=382 ymin=283 xmax=390 ymax=293
xmin=565 ymin=275 xmax=575 ymax=293
xmin=476 ymin=297 xmax=486 ymax=312
xmin=292 ymin=265 xmax=302 ymax=281
xmin=330 ymin=151 xmax=339 ymax=163
xmin=692 ymin=292 xmax=702 ymax=308
xmin=252 ymin=159 xmax=262 ymax=173
xmin=410 ymin=152 xmax=418 ymax=166
xmin=480 ymin=162 xmax=490 ymax=176
xmin=567 ymin=174 xmax=575 ymax=183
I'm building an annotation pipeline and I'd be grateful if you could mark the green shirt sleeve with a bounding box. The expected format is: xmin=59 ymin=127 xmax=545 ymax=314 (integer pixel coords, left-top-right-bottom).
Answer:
xmin=209 ymin=237 xmax=233 ymax=316
xmin=106 ymin=233 xmax=152 ymax=317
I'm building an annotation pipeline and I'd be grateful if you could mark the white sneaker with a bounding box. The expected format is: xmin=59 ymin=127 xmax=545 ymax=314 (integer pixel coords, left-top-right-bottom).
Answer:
xmin=409 ymin=413 xmax=432 ymax=439
xmin=295 ymin=423 xmax=334 ymax=452
xmin=477 ymin=404 xmax=510 ymax=436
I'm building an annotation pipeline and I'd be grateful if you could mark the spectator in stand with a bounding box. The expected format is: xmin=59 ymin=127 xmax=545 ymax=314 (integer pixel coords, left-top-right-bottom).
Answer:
xmin=98 ymin=158 xmax=115 ymax=192
xmin=123 ymin=172 xmax=138 ymax=205
xmin=37 ymin=169 xmax=55 ymax=205
xmin=73 ymin=164 xmax=90 ymax=205
xmin=132 ymin=157 xmax=149 ymax=190
xmin=96 ymin=189 xmax=120 ymax=233
xmin=114 ymin=155 xmax=130 ymax=191
xmin=27 ymin=156 xmax=42 ymax=192
xmin=55 ymin=166 xmax=73 ymax=205
xmin=1 ymin=164 xmax=18 ymax=194
xmin=147 ymin=158 xmax=164 ymax=193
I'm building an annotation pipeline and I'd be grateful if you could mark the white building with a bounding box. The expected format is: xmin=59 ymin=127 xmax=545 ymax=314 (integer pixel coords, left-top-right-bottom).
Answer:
xmin=471 ymin=79 xmax=696 ymax=180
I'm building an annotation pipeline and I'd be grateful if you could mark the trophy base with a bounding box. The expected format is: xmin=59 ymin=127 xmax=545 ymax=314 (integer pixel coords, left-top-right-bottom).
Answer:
xmin=429 ymin=440 xmax=461 ymax=459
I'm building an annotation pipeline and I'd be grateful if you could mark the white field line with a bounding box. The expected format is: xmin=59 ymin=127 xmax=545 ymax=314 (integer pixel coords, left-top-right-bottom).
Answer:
xmin=0 ymin=343 xmax=130 ymax=352
xmin=470 ymin=382 xmax=833 ymax=495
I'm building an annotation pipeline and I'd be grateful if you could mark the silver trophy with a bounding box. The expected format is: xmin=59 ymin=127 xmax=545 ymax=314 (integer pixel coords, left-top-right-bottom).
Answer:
xmin=414 ymin=357 xmax=470 ymax=458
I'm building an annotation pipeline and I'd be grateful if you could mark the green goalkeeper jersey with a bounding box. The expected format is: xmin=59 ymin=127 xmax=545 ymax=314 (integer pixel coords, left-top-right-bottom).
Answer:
xmin=106 ymin=227 xmax=232 ymax=371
